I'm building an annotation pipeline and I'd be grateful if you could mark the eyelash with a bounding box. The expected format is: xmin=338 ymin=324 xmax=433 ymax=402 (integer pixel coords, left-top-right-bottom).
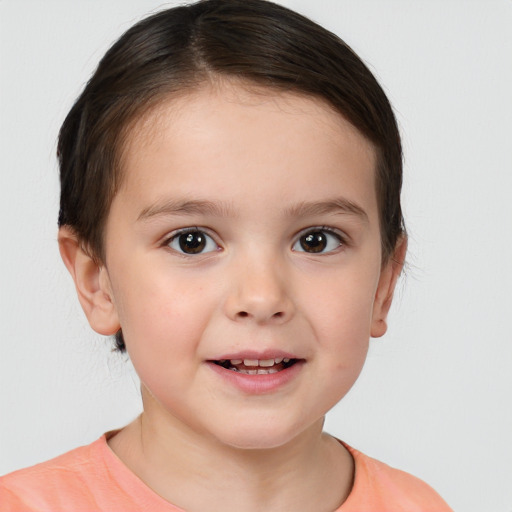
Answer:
xmin=164 ymin=228 xmax=220 ymax=256
xmin=292 ymin=226 xmax=346 ymax=254
xmin=163 ymin=226 xmax=347 ymax=256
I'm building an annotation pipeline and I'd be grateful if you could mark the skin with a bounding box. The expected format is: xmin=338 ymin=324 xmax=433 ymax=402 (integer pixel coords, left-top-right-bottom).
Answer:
xmin=59 ymin=82 xmax=405 ymax=512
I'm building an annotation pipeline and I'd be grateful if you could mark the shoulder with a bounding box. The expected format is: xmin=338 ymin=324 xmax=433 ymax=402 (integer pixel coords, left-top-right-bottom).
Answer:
xmin=0 ymin=437 xmax=107 ymax=512
xmin=0 ymin=434 xmax=181 ymax=512
xmin=339 ymin=442 xmax=453 ymax=512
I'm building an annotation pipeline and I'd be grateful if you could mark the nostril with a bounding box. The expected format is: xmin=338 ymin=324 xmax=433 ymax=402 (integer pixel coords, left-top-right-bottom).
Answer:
xmin=235 ymin=310 xmax=286 ymax=320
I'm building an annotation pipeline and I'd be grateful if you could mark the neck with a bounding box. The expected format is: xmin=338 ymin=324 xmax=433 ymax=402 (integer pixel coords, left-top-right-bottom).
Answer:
xmin=108 ymin=393 xmax=354 ymax=512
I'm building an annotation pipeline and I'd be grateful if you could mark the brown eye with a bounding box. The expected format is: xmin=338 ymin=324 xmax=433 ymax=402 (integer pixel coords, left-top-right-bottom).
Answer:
xmin=293 ymin=229 xmax=342 ymax=254
xmin=168 ymin=230 xmax=218 ymax=255
xmin=179 ymin=232 xmax=205 ymax=253
xmin=300 ymin=231 xmax=327 ymax=253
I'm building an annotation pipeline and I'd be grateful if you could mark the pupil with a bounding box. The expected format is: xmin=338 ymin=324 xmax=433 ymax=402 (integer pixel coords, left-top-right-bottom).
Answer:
xmin=179 ymin=232 xmax=206 ymax=254
xmin=301 ymin=232 xmax=327 ymax=253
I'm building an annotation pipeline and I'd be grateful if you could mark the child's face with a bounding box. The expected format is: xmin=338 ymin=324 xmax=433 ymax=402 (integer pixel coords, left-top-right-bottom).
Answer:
xmin=98 ymin=83 xmax=396 ymax=449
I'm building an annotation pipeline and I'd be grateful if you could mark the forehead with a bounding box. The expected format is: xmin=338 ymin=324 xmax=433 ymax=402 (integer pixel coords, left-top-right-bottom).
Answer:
xmin=116 ymin=82 xmax=378 ymax=218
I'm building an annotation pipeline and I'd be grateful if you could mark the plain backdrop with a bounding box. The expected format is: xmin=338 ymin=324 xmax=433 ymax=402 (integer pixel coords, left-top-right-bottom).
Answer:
xmin=1 ymin=1 xmax=511 ymax=510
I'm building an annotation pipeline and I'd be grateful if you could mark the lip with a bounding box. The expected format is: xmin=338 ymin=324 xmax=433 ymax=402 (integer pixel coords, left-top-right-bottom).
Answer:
xmin=212 ymin=350 xmax=298 ymax=361
xmin=206 ymin=354 xmax=304 ymax=395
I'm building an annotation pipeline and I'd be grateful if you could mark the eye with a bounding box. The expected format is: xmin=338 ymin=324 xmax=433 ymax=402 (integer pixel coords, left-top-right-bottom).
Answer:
xmin=167 ymin=229 xmax=218 ymax=255
xmin=292 ymin=229 xmax=343 ymax=254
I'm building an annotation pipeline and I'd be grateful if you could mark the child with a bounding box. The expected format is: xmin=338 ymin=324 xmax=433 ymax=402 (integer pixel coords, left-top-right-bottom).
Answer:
xmin=0 ymin=0 xmax=452 ymax=510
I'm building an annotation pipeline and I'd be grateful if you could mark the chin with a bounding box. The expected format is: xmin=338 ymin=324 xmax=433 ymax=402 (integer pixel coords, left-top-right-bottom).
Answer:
xmin=212 ymin=417 xmax=319 ymax=452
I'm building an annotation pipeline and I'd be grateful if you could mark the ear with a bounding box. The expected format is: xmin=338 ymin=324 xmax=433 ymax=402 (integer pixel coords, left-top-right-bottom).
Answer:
xmin=58 ymin=226 xmax=120 ymax=336
xmin=371 ymin=236 xmax=407 ymax=338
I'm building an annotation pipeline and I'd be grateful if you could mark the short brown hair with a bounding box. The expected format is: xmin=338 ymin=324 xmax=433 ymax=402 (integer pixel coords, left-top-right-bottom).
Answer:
xmin=58 ymin=0 xmax=405 ymax=350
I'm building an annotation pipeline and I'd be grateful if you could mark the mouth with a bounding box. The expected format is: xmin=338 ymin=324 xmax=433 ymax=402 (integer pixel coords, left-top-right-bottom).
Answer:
xmin=211 ymin=357 xmax=299 ymax=375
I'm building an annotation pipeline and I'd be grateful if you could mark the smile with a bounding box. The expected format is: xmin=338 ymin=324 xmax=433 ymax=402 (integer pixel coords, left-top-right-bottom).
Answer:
xmin=213 ymin=357 xmax=298 ymax=375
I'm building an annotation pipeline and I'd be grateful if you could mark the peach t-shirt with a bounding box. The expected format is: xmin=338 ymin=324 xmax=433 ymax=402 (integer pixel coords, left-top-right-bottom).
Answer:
xmin=0 ymin=435 xmax=452 ymax=511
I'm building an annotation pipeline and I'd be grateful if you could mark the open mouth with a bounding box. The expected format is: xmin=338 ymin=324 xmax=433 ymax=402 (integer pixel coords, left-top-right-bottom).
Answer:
xmin=211 ymin=357 xmax=299 ymax=375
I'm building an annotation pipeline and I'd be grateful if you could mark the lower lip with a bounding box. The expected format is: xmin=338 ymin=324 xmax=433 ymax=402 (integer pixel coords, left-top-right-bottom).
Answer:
xmin=206 ymin=361 xmax=304 ymax=394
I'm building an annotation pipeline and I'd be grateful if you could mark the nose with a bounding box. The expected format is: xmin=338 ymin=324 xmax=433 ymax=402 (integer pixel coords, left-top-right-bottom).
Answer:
xmin=223 ymin=255 xmax=294 ymax=325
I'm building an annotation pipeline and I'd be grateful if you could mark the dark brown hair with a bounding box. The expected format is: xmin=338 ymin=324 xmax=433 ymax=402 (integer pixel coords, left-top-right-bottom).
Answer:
xmin=58 ymin=0 xmax=405 ymax=351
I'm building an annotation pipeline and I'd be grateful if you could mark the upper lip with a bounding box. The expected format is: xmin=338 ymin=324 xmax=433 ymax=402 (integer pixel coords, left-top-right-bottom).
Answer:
xmin=209 ymin=350 xmax=301 ymax=361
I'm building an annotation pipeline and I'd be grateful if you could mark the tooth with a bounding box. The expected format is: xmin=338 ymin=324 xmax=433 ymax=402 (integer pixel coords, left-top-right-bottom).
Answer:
xmin=268 ymin=368 xmax=278 ymax=374
xmin=283 ymin=358 xmax=290 ymax=363
xmin=259 ymin=359 xmax=274 ymax=367
xmin=244 ymin=359 xmax=258 ymax=366
xmin=247 ymin=369 xmax=257 ymax=375
xmin=274 ymin=357 xmax=283 ymax=364
xmin=230 ymin=359 xmax=243 ymax=365
xmin=257 ymin=369 xmax=269 ymax=375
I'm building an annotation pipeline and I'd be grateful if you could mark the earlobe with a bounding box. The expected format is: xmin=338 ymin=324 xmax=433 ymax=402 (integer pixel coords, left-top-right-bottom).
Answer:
xmin=58 ymin=226 xmax=120 ymax=336
xmin=371 ymin=236 xmax=407 ymax=338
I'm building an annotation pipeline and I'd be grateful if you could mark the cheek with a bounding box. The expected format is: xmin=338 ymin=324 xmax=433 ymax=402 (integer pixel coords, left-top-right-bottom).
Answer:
xmin=299 ymin=266 xmax=378 ymax=373
xmin=314 ymin=290 xmax=373 ymax=403
xmin=119 ymin=290 xmax=202 ymax=401
xmin=304 ymin=272 xmax=378 ymax=337
xmin=110 ymin=265 xmax=220 ymax=369
xmin=112 ymin=260 xmax=198 ymax=327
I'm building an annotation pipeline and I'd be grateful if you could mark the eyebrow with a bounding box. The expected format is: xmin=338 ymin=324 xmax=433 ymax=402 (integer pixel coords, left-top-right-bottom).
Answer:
xmin=137 ymin=197 xmax=368 ymax=223
xmin=137 ymin=199 xmax=235 ymax=221
xmin=284 ymin=198 xmax=369 ymax=223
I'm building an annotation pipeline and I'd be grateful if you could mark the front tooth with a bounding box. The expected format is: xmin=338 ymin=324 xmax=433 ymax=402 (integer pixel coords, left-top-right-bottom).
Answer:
xmin=247 ymin=369 xmax=258 ymax=375
xmin=244 ymin=359 xmax=258 ymax=366
xmin=230 ymin=359 xmax=243 ymax=365
xmin=259 ymin=359 xmax=275 ymax=367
